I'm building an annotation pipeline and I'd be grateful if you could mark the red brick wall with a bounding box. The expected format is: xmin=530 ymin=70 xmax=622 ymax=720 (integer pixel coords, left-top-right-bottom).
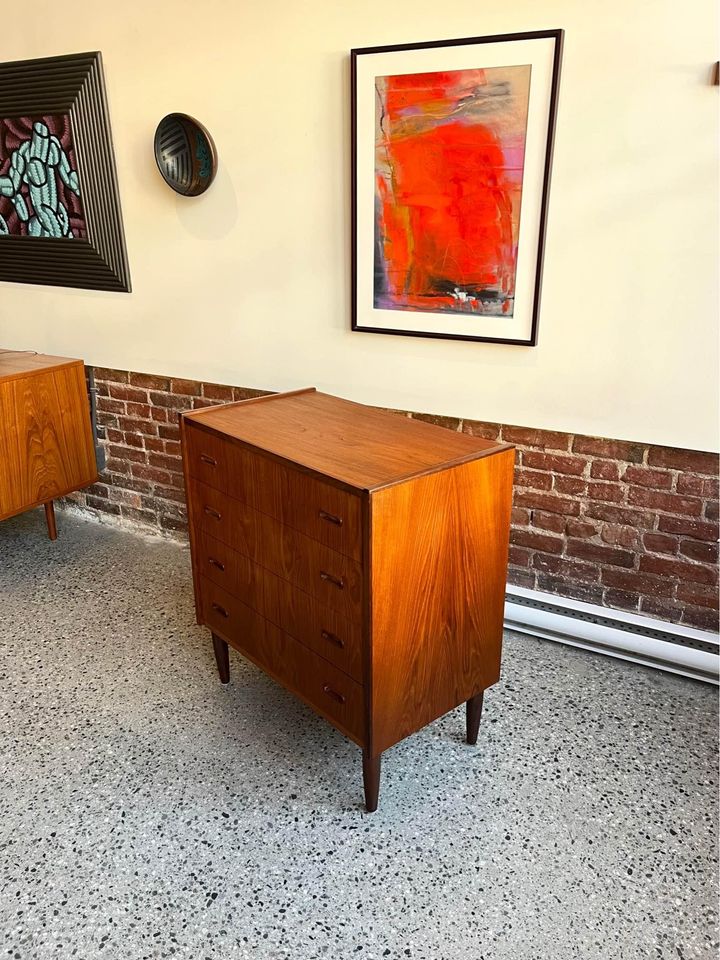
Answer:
xmin=66 ymin=367 xmax=719 ymax=633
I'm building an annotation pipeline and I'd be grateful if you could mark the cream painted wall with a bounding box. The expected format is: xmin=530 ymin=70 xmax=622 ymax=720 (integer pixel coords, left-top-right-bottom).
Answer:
xmin=0 ymin=0 xmax=718 ymax=450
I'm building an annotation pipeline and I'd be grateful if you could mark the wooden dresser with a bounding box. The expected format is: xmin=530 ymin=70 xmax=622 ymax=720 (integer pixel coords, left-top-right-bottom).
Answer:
xmin=180 ymin=388 xmax=514 ymax=811
xmin=0 ymin=350 xmax=97 ymax=539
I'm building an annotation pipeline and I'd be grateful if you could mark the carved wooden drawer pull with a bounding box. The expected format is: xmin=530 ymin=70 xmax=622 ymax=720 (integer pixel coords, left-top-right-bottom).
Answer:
xmin=320 ymin=570 xmax=344 ymax=590
xmin=204 ymin=506 xmax=222 ymax=520
xmin=211 ymin=602 xmax=229 ymax=618
xmin=208 ymin=557 xmax=225 ymax=571
xmin=200 ymin=454 xmax=217 ymax=466
xmin=323 ymin=685 xmax=346 ymax=705
xmin=319 ymin=509 xmax=342 ymax=527
xmin=321 ymin=629 xmax=345 ymax=649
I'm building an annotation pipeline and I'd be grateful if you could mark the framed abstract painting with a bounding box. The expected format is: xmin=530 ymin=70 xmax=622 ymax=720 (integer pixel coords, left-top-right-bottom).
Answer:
xmin=351 ymin=30 xmax=563 ymax=345
xmin=0 ymin=51 xmax=130 ymax=292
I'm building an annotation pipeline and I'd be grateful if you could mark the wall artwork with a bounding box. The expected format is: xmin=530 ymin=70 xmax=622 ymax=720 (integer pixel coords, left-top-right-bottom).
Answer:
xmin=154 ymin=113 xmax=218 ymax=197
xmin=0 ymin=115 xmax=85 ymax=239
xmin=352 ymin=31 xmax=563 ymax=345
xmin=0 ymin=52 xmax=130 ymax=292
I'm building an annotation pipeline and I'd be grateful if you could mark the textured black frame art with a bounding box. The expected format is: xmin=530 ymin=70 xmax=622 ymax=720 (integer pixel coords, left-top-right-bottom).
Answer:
xmin=0 ymin=51 xmax=130 ymax=292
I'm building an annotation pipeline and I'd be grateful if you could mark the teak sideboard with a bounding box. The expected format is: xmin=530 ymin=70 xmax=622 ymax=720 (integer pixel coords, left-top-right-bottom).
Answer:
xmin=180 ymin=388 xmax=514 ymax=811
xmin=0 ymin=351 xmax=97 ymax=539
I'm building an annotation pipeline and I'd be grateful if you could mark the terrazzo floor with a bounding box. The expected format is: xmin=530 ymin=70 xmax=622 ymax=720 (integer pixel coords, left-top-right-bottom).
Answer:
xmin=0 ymin=508 xmax=717 ymax=960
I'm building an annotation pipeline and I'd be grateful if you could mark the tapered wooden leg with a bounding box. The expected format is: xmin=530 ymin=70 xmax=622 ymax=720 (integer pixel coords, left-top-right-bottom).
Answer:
xmin=212 ymin=632 xmax=230 ymax=684
xmin=466 ymin=691 xmax=484 ymax=745
xmin=44 ymin=501 xmax=58 ymax=541
xmin=362 ymin=751 xmax=381 ymax=813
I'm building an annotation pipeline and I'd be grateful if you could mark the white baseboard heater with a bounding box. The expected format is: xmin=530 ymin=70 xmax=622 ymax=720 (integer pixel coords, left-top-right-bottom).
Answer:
xmin=504 ymin=585 xmax=719 ymax=685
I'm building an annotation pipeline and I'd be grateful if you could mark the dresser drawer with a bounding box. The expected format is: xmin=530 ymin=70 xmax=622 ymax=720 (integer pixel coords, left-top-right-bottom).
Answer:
xmin=252 ymin=457 xmax=363 ymax=562
xmin=262 ymin=621 xmax=365 ymax=745
xmin=196 ymin=531 xmax=264 ymax=608
xmin=263 ymin=574 xmax=364 ymax=685
xmin=200 ymin=577 xmax=365 ymax=744
xmin=184 ymin=426 xmax=253 ymax=503
xmin=201 ymin=574 xmax=267 ymax=657
xmin=189 ymin=480 xmax=363 ymax=620
xmin=197 ymin=532 xmax=363 ymax=683
xmin=184 ymin=422 xmax=362 ymax=560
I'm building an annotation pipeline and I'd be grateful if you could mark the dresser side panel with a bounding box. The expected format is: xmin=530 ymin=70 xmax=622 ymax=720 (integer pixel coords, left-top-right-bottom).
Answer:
xmin=369 ymin=449 xmax=514 ymax=755
xmin=53 ymin=363 xmax=98 ymax=490
xmin=0 ymin=377 xmax=20 ymax=516
xmin=0 ymin=362 xmax=96 ymax=518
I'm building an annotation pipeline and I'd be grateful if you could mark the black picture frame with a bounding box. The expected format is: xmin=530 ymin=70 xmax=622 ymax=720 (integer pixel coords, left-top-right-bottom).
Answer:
xmin=351 ymin=29 xmax=564 ymax=346
xmin=0 ymin=51 xmax=131 ymax=292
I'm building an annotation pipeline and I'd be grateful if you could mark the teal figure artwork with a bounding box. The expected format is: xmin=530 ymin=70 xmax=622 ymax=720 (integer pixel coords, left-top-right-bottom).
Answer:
xmin=0 ymin=51 xmax=130 ymax=291
xmin=0 ymin=115 xmax=85 ymax=238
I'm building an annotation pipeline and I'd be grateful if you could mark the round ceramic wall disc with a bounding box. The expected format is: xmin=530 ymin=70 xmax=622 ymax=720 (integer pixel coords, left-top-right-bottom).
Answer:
xmin=154 ymin=113 xmax=217 ymax=196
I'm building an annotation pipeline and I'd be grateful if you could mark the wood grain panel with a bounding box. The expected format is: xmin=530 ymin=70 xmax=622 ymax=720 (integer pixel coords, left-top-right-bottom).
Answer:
xmin=264 ymin=571 xmax=364 ymax=684
xmin=187 ymin=479 xmax=363 ymax=620
xmin=185 ymin=422 xmax=362 ymax=560
xmin=198 ymin=530 xmax=264 ymax=607
xmin=0 ymin=352 xmax=78 ymax=382
xmin=184 ymin=425 xmax=245 ymax=497
xmin=369 ymin=449 xmax=514 ymax=755
xmin=201 ymin=572 xmax=267 ymax=652
xmin=185 ymin=389 xmax=508 ymax=491
xmin=198 ymin=531 xmax=363 ymax=682
xmin=180 ymin=412 xmax=203 ymax=624
xmin=0 ymin=359 xmax=97 ymax=519
xmin=200 ymin=577 xmax=365 ymax=744
xmin=251 ymin=452 xmax=363 ymax=561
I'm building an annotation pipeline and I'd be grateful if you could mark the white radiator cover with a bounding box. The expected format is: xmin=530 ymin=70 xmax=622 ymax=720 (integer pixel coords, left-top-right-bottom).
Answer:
xmin=504 ymin=585 xmax=719 ymax=684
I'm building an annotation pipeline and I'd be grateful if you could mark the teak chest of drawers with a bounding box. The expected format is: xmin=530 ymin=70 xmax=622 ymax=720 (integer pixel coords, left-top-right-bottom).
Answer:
xmin=180 ymin=388 xmax=514 ymax=811
xmin=0 ymin=350 xmax=97 ymax=539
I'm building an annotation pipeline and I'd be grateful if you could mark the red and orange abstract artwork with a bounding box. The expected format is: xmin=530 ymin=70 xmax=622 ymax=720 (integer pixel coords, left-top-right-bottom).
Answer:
xmin=374 ymin=66 xmax=531 ymax=317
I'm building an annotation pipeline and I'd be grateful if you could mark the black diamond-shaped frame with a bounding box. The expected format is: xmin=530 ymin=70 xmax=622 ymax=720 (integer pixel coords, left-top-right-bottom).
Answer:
xmin=0 ymin=51 xmax=130 ymax=292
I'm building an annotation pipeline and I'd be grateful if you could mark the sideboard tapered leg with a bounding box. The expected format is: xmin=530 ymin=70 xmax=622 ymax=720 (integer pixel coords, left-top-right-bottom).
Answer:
xmin=466 ymin=691 xmax=484 ymax=745
xmin=212 ymin=632 xmax=230 ymax=684
xmin=362 ymin=751 xmax=381 ymax=813
xmin=44 ymin=501 xmax=57 ymax=541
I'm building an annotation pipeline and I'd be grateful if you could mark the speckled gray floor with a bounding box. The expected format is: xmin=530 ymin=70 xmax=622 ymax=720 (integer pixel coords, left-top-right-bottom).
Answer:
xmin=0 ymin=509 xmax=717 ymax=960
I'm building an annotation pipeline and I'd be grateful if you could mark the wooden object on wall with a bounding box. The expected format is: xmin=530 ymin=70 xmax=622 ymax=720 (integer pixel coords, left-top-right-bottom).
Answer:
xmin=0 ymin=351 xmax=98 ymax=538
xmin=154 ymin=113 xmax=218 ymax=196
xmin=180 ymin=388 xmax=514 ymax=811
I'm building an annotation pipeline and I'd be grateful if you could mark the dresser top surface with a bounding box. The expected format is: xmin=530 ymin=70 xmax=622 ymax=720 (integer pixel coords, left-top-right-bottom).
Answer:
xmin=185 ymin=388 xmax=510 ymax=490
xmin=0 ymin=350 xmax=81 ymax=383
